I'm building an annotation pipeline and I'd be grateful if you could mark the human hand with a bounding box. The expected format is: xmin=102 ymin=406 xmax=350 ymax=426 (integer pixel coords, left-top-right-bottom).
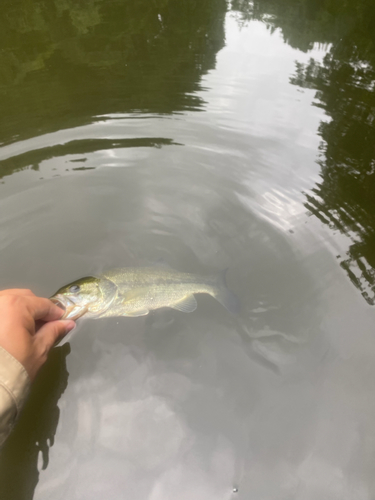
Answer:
xmin=0 ymin=289 xmax=75 ymax=381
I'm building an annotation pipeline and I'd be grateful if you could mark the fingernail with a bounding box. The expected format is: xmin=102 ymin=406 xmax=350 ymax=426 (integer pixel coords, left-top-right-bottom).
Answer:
xmin=64 ymin=321 xmax=76 ymax=334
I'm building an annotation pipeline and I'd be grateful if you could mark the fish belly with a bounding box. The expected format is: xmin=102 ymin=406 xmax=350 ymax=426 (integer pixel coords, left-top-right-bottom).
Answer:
xmin=98 ymin=283 xmax=210 ymax=318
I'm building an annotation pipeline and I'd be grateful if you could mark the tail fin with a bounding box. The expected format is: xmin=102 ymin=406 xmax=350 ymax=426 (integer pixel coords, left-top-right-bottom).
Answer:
xmin=213 ymin=269 xmax=241 ymax=315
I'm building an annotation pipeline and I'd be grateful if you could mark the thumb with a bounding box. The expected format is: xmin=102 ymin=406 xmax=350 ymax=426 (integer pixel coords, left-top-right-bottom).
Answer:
xmin=35 ymin=319 xmax=76 ymax=353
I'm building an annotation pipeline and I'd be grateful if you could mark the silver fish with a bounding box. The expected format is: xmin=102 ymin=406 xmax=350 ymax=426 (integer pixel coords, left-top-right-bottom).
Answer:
xmin=50 ymin=267 xmax=239 ymax=320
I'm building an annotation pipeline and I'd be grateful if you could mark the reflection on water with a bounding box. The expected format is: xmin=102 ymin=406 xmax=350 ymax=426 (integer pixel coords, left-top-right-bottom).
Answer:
xmin=291 ymin=49 xmax=375 ymax=304
xmin=0 ymin=0 xmax=375 ymax=499
xmin=0 ymin=0 xmax=225 ymax=145
xmin=0 ymin=345 xmax=70 ymax=500
xmin=232 ymin=0 xmax=375 ymax=303
xmin=0 ymin=137 xmax=180 ymax=179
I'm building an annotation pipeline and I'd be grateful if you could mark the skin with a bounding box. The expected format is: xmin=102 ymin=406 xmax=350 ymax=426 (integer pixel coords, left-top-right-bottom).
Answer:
xmin=0 ymin=289 xmax=75 ymax=381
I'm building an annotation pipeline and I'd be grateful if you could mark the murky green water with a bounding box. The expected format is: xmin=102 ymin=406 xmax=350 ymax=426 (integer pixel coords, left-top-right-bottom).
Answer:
xmin=0 ymin=1 xmax=375 ymax=498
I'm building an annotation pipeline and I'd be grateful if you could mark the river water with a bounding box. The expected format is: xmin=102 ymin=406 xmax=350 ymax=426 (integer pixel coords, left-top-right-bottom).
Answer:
xmin=0 ymin=1 xmax=375 ymax=499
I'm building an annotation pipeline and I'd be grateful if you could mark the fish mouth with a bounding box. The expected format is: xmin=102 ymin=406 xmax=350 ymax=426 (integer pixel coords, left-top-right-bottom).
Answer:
xmin=50 ymin=295 xmax=88 ymax=320
xmin=50 ymin=296 xmax=66 ymax=312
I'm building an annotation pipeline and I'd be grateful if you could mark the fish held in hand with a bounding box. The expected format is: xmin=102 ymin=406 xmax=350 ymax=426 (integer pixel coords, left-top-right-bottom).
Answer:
xmin=50 ymin=267 xmax=240 ymax=321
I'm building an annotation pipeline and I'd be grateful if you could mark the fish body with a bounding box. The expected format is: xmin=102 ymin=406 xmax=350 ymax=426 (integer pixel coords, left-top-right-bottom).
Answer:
xmin=50 ymin=266 xmax=239 ymax=320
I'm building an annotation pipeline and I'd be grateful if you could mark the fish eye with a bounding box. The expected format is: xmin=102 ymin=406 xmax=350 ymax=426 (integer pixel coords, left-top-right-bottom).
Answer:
xmin=69 ymin=285 xmax=81 ymax=293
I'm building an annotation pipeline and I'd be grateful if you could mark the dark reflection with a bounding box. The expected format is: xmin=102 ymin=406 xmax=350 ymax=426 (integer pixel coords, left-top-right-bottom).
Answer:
xmin=232 ymin=0 xmax=375 ymax=305
xmin=0 ymin=138 xmax=180 ymax=179
xmin=291 ymin=50 xmax=375 ymax=305
xmin=0 ymin=0 xmax=226 ymax=147
xmin=231 ymin=0 xmax=338 ymax=50
xmin=0 ymin=344 xmax=70 ymax=500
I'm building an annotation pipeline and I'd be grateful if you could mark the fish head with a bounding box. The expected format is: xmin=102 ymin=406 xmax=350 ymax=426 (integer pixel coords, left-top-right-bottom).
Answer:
xmin=50 ymin=276 xmax=117 ymax=320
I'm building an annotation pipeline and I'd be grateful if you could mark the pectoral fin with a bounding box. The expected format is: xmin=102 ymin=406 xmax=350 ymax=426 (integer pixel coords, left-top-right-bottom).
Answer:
xmin=170 ymin=295 xmax=197 ymax=313
xmin=99 ymin=288 xmax=150 ymax=318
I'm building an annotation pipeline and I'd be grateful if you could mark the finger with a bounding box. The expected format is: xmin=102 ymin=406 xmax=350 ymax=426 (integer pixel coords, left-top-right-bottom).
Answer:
xmin=35 ymin=320 xmax=76 ymax=354
xmin=26 ymin=296 xmax=66 ymax=322
xmin=0 ymin=288 xmax=35 ymax=297
xmin=35 ymin=319 xmax=46 ymax=334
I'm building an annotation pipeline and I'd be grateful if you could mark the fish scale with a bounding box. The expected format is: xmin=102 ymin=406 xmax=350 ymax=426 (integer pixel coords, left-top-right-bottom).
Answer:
xmin=50 ymin=267 xmax=240 ymax=320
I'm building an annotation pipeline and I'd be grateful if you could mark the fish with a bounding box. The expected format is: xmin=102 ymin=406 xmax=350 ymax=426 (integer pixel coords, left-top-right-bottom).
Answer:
xmin=50 ymin=267 xmax=240 ymax=321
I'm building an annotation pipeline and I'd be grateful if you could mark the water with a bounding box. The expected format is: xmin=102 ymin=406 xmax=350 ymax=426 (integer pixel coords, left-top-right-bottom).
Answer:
xmin=0 ymin=1 xmax=374 ymax=499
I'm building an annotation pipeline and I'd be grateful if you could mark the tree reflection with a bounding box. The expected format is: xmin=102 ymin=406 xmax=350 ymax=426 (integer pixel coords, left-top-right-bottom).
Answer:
xmin=0 ymin=344 xmax=70 ymax=500
xmin=290 ymin=48 xmax=375 ymax=304
xmin=0 ymin=0 xmax=226 ymax=148
xmin=232 ymin=0 xmax=375 ymax=305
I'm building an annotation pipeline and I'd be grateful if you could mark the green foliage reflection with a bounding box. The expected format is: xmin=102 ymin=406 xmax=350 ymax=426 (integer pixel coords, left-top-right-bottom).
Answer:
xmin=232 ymin=0 xmax=375 ymax=304
xmin=0 ymin=0 xmax=226 ymax=144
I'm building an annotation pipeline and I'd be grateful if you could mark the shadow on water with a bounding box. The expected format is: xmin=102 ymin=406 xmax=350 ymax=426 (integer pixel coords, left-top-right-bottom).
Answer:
xmin=0 ymin=344 xmax=70 ymax=500
xmin=232 ymin=0 xmax=375 ymax=305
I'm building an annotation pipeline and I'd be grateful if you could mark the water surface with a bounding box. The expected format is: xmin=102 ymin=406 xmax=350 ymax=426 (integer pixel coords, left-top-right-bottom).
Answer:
xmin=0 ymin=1 xmax=375 ymax=499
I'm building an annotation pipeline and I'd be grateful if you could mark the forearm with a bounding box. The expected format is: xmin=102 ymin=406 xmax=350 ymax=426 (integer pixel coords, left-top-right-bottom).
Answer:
xmin=0 ymin=345 xmax=31 ymax=447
